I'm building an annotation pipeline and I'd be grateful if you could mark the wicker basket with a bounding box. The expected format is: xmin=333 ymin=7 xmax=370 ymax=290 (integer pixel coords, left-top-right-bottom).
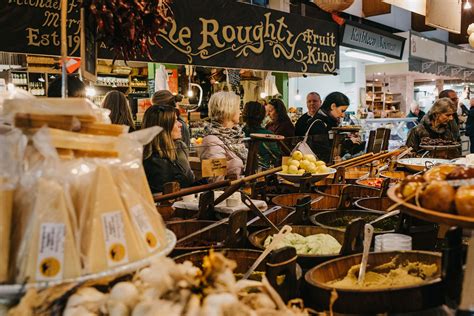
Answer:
xmin=311 ymin=0 xmax=355 ymax=12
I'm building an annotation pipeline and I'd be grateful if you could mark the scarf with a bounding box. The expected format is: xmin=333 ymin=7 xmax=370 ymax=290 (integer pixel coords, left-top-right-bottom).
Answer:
xmin=202 ymin=121 xmax=248 ymax=162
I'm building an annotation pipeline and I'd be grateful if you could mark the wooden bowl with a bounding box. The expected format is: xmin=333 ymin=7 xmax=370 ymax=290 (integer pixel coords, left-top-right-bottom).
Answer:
xmin=272 ymin=193 xmax=340 ymax=212
xmin=310 ymin=209 xmax=397 ymax=235
xmin=315 ymin=184 xmax=381 ymax=209
xmin=248 ymin=225 xmax=345 ymax=269
xmin=315 ymin=184 xmax=380 ymax=199
xmin=304 ymin=251 xmax=443 ymax=314
xmin=388 ymin=186 xmax=474 ymax=229
xmin=167 ymin=220 xmax=231 ymax=256
xmin=174 ymin=248 xmax=265 ymax=274
xmin=157 ymin=204 xmax=200 ymax=221
xmin=355 ymin=197 xmax=395 ymax=213
xmin=380 ymin=170 xmax=406 ymax=183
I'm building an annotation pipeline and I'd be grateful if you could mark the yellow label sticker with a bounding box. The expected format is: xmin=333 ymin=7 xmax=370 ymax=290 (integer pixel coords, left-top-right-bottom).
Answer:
xmin=39 ymin=257 xmax=61 ymax=278
xmin=146 ymin=232 xmax=158 ymax=248
xmin=109 ymin=243 xmax=126 ymax=262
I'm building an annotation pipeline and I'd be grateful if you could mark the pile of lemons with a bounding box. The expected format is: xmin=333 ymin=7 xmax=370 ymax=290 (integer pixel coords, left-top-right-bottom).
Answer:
xmin=281 ymin=150 xmax=330 ymax=175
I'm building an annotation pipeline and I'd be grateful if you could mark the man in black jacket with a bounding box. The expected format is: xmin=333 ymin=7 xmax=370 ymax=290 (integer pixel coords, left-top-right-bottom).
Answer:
xmin=466 ymin=98 xmax=474 ymax=153
xmin=295 ymin=92 xmax=321 ymax=137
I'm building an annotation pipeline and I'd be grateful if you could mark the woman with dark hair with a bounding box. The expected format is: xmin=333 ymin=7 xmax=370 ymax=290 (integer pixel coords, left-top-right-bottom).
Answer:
xmin=101 ymin=90 xmax=135 ymax=131
xmin=265 ymin=98 xmax=295 ymax=154
xmin=242 ymin=101 xmax=281 ymax=169
xmin=151 ymin=90 xmax=191 ymax=148
xmin=406 ymin=98 xmax=458 ymax=155
xmin=306 ymin=92 xmax=350 ymax=163
xmin=142 ymin=105 xmax=195 ymax=193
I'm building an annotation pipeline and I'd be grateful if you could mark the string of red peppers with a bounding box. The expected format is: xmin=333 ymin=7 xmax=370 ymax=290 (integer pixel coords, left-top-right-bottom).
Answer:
xmin=81 ymin=0 xmax=173 ymax=61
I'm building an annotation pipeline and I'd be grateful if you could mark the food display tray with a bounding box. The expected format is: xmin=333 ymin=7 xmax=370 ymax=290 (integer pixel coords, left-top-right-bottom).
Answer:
xmin=387 ymin=186 xmax=474 ymax=229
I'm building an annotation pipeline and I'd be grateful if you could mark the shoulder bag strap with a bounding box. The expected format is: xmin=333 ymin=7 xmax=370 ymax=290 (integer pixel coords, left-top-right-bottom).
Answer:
xmin=303 ymin=119 xmax=326 ymax=142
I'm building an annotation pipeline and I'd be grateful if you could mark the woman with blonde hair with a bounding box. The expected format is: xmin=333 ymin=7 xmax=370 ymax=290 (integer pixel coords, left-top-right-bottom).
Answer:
xmin=406 ymin=98 xmax=458 ymax=154
xmin=101 ymin=90 xmax=135 ymax=131
xmin=199 ymin=91 xmax=247 ymax=180
xmin=142 ymin=105 xmax=195 ymax=193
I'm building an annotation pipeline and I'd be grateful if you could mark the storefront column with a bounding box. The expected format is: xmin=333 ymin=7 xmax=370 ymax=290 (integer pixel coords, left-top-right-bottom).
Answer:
xmin=274 ymin=72 xmax=289 ymax=107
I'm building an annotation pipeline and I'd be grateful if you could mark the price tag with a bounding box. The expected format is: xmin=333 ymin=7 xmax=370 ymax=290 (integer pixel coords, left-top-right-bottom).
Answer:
xmin=282 ymin=156 xmax=290 ymax=165
xmin=202 ymin=158 xmax=227 ymax=177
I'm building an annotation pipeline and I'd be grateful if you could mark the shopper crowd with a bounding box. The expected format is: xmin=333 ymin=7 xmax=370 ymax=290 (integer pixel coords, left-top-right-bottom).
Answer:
xmin=46 ymin=75 xmax=471 ymax=194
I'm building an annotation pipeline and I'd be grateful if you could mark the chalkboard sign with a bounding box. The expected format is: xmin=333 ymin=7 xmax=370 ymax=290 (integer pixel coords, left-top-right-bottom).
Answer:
xmin=80 ymin=8 xmax=97 ymax=81
xmin=0 ymin=0 xmax=340 ymax=74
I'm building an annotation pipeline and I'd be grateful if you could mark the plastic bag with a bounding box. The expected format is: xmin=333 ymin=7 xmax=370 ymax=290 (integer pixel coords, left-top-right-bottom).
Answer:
xmin=291 ymin=119 xmax=319 ymax=158
xmin=0 ymin=127 xmax=27 ymax=282
xmin=12 ymin=128 xmax=81 ymax=283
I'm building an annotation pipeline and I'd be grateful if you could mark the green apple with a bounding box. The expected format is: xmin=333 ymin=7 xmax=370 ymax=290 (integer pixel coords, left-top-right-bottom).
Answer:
xmin=297 ymin=168 xmax=306 ymax=175
xmin=282 ymin=165 xmax=289 ymax=173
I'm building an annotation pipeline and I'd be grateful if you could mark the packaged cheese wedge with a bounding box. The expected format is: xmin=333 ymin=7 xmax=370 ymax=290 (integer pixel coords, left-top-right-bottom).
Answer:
xmin=0 ymin=128 xmax=27 ymax=283
xmin=0 ymin=178 xmax=14 ymax=282
xmin=113 ymin=165 xmax=167 ymax=253
xmin=14 ymin=178 xmax=81 ymax=283
xmin=80 ymin=165 xmax=148 ymax=274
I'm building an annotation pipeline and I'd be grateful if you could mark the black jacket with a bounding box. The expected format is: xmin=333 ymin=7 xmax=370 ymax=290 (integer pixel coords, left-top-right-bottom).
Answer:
xmin=143 ymin=141 xmax=195 ymax=194
xmin=306 ymin=109 xmax=339 ymax=163
xmin=295 ymin=113 xmax=313 ymax=137
xmin=466 ymin=107 xmax=474 ymax=137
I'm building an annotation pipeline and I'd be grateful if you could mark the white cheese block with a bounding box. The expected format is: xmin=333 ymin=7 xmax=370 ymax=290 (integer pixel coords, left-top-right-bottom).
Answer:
xmin=80 ymin=165 xmax=148 ymax=274
xmin=113 ymin=166 xmax=167 ymax=253
xmin=15 ymin=178 xmax=81 ymax=283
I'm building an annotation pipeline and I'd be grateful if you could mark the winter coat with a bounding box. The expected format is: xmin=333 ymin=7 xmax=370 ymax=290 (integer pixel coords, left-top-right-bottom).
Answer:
xmin=406 ymin=115 xmax=459 ymax=152
xmin=143 ymin=141 xmax=195 ymax=194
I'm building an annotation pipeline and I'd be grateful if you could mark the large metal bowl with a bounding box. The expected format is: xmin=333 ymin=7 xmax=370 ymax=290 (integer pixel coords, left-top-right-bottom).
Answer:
xmin=396 ymin=158 xmax=451 ymax=172
xmin=276 ymin=168 xmax=337 ymax=184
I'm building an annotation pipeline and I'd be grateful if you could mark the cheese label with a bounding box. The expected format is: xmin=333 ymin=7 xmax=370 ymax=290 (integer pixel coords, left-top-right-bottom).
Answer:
xmin=130 ymin=204 xmax=159 ymax=252
xmin=102 ymin=212 xmax=129 ymax=266
xmin=36 ymin=223 xmax=65 ymax=281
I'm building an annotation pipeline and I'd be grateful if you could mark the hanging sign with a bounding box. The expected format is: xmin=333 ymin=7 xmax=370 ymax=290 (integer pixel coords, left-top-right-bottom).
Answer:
xmin=341 ymin=21 xmax=405 ymax=60
xmin=0 ymin=0 xmax=339 ymax=74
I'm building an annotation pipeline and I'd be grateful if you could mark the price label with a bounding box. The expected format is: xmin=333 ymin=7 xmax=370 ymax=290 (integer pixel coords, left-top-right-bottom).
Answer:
xmin=202 ymin=158 xmax=227 ymax=177
xmin=282 ymin=156 xmax=290 ymax=165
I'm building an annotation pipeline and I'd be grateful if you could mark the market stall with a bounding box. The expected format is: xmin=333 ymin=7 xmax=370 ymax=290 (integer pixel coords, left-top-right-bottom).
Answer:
xmin=2 ymin=0 xmax=474 ymax=315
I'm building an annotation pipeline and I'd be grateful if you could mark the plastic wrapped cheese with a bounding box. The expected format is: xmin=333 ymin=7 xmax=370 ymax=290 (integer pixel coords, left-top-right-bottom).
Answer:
xmin=14 ymin=178 xmax=81 ymax=283
xmin=0 ymin=128 xmax=27 ymax=282
xmin=113 ymin=164 xmax=167 ymax=253
xmin=0 ymin=178 xmax=13 ymax=282
xmin=80 ymin=165 xmax=148 ymax=274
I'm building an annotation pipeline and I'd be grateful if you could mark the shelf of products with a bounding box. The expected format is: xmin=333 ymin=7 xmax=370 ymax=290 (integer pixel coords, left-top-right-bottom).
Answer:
xmin=366 ymin=79 xmax=402 ymax=118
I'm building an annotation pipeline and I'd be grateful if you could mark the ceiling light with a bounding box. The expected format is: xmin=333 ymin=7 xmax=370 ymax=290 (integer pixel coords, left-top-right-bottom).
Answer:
xmin=344 ymin=50 xmax=386 ymax=63
xmin=187 ymin=89 xmax=194 ymax=97
xmin=260 ymin=92 xmax=268 ymax=99
xmin=294 ymin=93 xmax=302 ymax=101
xmin=465 ymin=0 xmax=472 ymax=10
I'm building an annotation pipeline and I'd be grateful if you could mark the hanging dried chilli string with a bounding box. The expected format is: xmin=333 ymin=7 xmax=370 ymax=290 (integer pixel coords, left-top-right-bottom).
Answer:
xmin=81 ymin=0 xmax=173 ymax=61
